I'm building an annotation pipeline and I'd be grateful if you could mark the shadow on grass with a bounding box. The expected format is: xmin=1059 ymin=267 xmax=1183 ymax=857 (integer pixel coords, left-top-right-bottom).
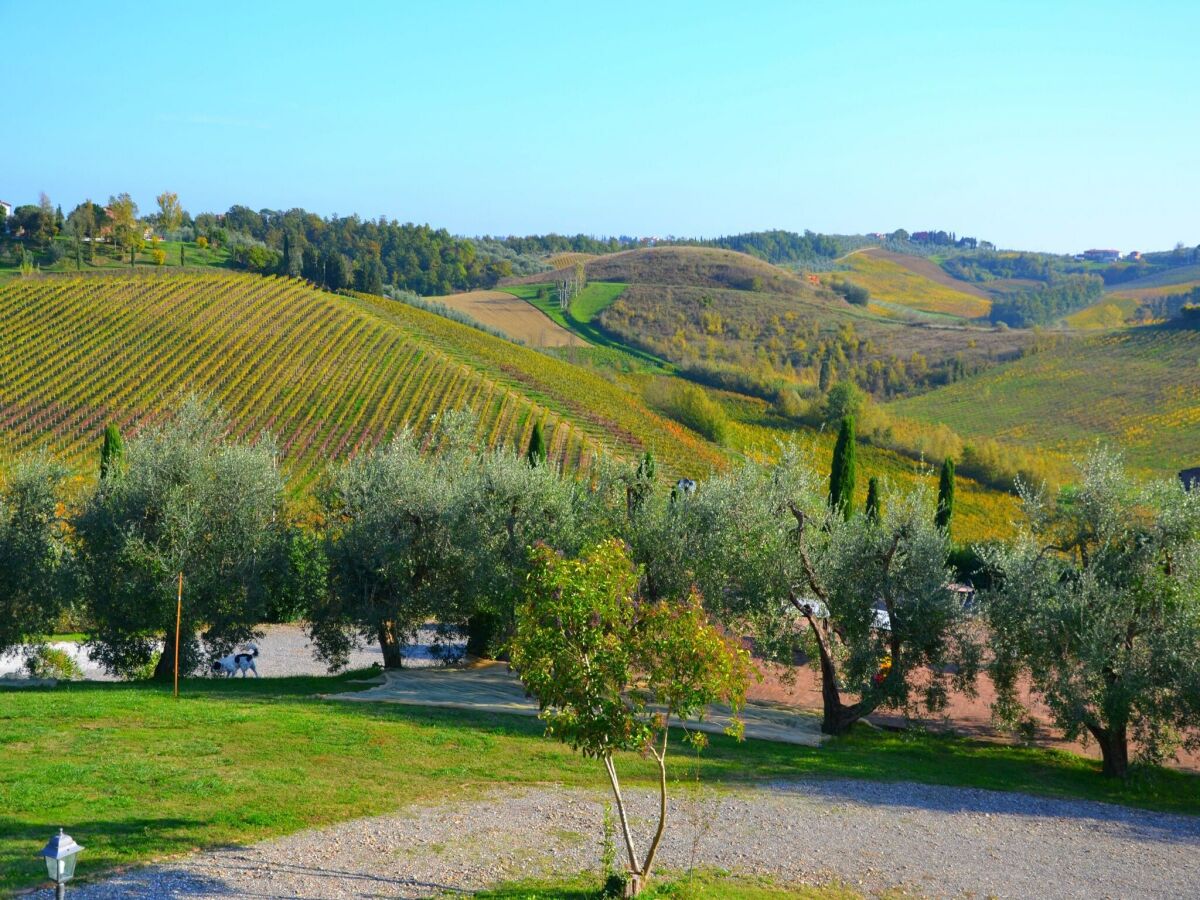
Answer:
xmin=17 ymin=673 xmax=1200 ymax=820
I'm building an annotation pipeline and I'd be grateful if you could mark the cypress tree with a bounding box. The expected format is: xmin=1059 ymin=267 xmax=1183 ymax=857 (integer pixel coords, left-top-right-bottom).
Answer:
xmin=865 ymin=476 xmax=881 ymax=524
xmin=180 ymin=244 xmax=185 ymax=267
xmin=526 ymin=420 xmax=547 ymax=467
xmin=281 ymin=230 xmax=292 ymax=275
xmin=936 ymin=458 xmax=956 ymax=535
xmin=828 ymin=416 xmax=857 ymax=519
xmin=99 ymin=424 xmax=125 ymax=480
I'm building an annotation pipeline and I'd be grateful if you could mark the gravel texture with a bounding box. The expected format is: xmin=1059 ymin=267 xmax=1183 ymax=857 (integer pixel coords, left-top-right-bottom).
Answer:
xmin=71 ymin=780 xmax=1200 ymax=899
xmin=0 ymin=624 xmax=461 ymax=682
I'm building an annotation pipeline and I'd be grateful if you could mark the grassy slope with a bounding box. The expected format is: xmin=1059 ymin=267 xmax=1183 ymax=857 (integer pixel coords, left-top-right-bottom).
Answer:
xmin=499 ymin=282 xmax=667 ymax=366
xmin=2 ymin=677 xmax=1197 ymax=894
xmin=0 ymin=271 xmax=727 ymax=484
xmin=0 ymin=237 xmax=232 ymax=284
xmin=840 ymin=250 xmax=992 ymax=320
xmin=717 ymin=397 xmax=1020 ymax=542
xmin=889 ymin=325 xmax=1200 ymax=474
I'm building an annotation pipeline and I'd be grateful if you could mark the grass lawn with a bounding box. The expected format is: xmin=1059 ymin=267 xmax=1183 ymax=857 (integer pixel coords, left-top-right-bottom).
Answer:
xmin=0 ymin=236 xmax=232 ymax=280
xmin=476 ymin=870 xmax=860 ymax=898
xmin=2 ymin=675 xmax=1198 ymax=894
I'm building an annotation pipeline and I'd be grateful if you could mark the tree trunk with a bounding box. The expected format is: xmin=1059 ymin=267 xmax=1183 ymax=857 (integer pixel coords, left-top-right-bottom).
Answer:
xmin=814 ymin=635 xmax=869 ymax=735
xmin=1089 ymin=722 xmax=1130 ymax=778
xmin=154 ymin=630 xmax=180 ymax=681
xmin=800 ymin=607 xmax=874 ymax=735
xmin=377 ymin=620 xmax=405 ymax=669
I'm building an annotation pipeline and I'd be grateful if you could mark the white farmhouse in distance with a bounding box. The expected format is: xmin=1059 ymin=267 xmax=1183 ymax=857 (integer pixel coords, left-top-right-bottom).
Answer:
xmin=0 ymin=200 xmax=12 ymax=220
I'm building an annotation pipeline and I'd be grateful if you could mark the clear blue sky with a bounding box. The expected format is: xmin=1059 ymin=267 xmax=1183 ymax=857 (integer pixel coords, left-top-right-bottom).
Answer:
xmin=4 ymin=1 xmax=1196 ymax=252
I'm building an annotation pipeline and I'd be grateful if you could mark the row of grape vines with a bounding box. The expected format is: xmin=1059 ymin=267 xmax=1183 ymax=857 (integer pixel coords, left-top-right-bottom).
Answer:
xmin=0 ymin=272 xmax=604 ymax=482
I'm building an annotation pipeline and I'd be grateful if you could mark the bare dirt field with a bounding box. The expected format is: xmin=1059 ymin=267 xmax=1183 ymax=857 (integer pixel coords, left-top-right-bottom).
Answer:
xmin=430 ymin=290 xmax=582 ymax=347
xmin=747 ymin=661 xmax=1200 ymax=773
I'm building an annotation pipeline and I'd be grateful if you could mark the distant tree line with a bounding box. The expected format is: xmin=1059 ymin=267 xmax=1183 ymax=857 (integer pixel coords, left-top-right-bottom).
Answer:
xmin=988 ymin=274 xmax=1104 ymax=327
xmin=194 ymin=206 xmax=517 ymax=295
xmin=488 ymin=233 xmax=638 ymax=256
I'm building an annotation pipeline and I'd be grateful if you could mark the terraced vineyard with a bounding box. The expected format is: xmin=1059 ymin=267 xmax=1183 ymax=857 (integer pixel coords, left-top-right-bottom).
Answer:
xmin=0 ymin=272 xmax=726 ymax=482
xmin=890 ymin=325 xmax=1200 ymax=475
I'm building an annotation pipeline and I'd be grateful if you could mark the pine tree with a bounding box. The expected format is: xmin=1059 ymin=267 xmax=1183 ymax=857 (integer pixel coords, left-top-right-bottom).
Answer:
xmin=526 ymin=420 xmax=547 ymax=467
xmin=865 ymin=476 xmax=881 ymax=523
xmin=936 ymin=458 xmax=956 ymax=536
xmin=99 ymin=424 xmax=125 ymax=480
xmin=829 ymin=416 xmax=857 ymax=519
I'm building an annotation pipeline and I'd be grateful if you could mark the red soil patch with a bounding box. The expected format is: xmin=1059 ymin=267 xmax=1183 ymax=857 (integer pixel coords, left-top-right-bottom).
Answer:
xmin=746 ymin=659 xmax=1200 ymax=772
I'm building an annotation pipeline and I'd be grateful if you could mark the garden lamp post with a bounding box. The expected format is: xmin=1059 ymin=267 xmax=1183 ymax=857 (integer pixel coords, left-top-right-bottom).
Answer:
xmin=36 ymin=829 xmax=83 ymax=900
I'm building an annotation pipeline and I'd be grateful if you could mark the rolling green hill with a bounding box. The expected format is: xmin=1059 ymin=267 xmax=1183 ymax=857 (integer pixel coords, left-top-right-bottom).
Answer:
xmin=577 ymin=249 xmax=1028 ymax=400
xmin=889 ymin=325 xmax=1200 ymax=475
xmin=839 ymin=249 xmax=992 ymax=321
xmin=0 ymin=271 xmax=728 ymax=483
xmin=0 ymin=268 xmax=1023 ymax=540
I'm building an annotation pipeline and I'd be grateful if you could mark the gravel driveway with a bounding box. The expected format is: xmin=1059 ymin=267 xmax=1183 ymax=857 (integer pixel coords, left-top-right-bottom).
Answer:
xmin=0 ymin=624 xmax=461 ymax=681
xmin=70 ymin=780 xmax=1200 ymax=899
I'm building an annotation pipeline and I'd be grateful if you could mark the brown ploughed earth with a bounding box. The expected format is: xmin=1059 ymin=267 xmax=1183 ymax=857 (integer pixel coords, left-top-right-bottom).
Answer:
xmin=747 ymin=660 xmax=1200 ymax=772
xmin=428 ymin=290 xmax=583 ymax=347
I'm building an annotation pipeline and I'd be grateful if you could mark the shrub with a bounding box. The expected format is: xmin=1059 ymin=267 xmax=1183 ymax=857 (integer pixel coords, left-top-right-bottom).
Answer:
xmin=24 ymin=645 xmax=82 ymax=681
xmin=195 ymin=236 xmax=208 ymax=249
xmin=151 ymin=248 xmax=167 ymax=266
xmin=646 ymin=380 xmax=729 ymax=445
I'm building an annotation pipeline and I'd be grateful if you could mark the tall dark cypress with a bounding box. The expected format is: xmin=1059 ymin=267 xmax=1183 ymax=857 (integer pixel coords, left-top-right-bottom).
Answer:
xmin=99 ymin=424 xmax=125 ymax=481
xmin=281 ymin=230 xmax=292 ymax=275
xmin=829 ymin=416 xmax=857 ymax=519
xmin=526 ymin=420 xmax=547 ymax=467
xmin=865 ymin=476 xmax=881 ymax=524
xmin=936 ymin=458 xmax=956 ymax=535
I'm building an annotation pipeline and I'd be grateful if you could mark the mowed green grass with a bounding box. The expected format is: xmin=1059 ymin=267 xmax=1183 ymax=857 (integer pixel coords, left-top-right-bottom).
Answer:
xmin=2 ymin=676 xmax=1198 ymax=894
xmin=0 ymin=237 xmax=231 ymax=282
xmin=889 ymin=325 xmax=1200 ymax=475
xmin=478 ymin=870 xmax=858 ymax=898
xmin=502 ymin=282 xmax=667 ymax=366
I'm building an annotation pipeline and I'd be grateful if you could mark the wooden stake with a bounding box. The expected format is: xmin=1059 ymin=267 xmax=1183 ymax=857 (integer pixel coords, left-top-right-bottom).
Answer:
xmin=173 ymin=572 xmax=183 ymax=699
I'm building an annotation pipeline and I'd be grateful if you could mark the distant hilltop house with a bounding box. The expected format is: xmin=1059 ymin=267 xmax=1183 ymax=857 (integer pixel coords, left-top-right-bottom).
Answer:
xmin=0 ymin=200 xmax=12 ymax=219
xmin=1125 ymin=250 xmax=1142 ymax=261
xmin=1082 ymin=248 xmax=1121 ymax=263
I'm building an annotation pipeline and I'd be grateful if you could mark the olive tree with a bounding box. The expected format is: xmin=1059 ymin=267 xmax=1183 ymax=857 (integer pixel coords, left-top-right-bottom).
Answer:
xmin=649 ymin=446 xmax=978 ymax=735
xmin=75 ymin=401 xmax=286 ymax=678
xmin=0 ymin=458 xmax=73 ymax=658
xmin=510 ymin=539 xmax=750 ymax=897
xmin=981 ymin=450 xmax=1200 ymax=777
xmin=311 ymin=416 xmax=474 ymax=669
xmin=457 ymin=440 xmax=618 ymax=657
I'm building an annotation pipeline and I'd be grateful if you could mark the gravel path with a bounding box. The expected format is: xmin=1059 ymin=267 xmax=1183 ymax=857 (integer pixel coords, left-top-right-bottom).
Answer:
xmin=0 ymin=624 xmax=462 ymax=681
xmin=71 ymin=780 xmax=1200 ymax=899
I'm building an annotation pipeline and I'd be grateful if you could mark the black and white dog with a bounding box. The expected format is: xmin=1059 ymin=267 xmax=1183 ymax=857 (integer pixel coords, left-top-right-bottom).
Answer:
xmin=211 ymin=644 xmax=260 ymax=678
